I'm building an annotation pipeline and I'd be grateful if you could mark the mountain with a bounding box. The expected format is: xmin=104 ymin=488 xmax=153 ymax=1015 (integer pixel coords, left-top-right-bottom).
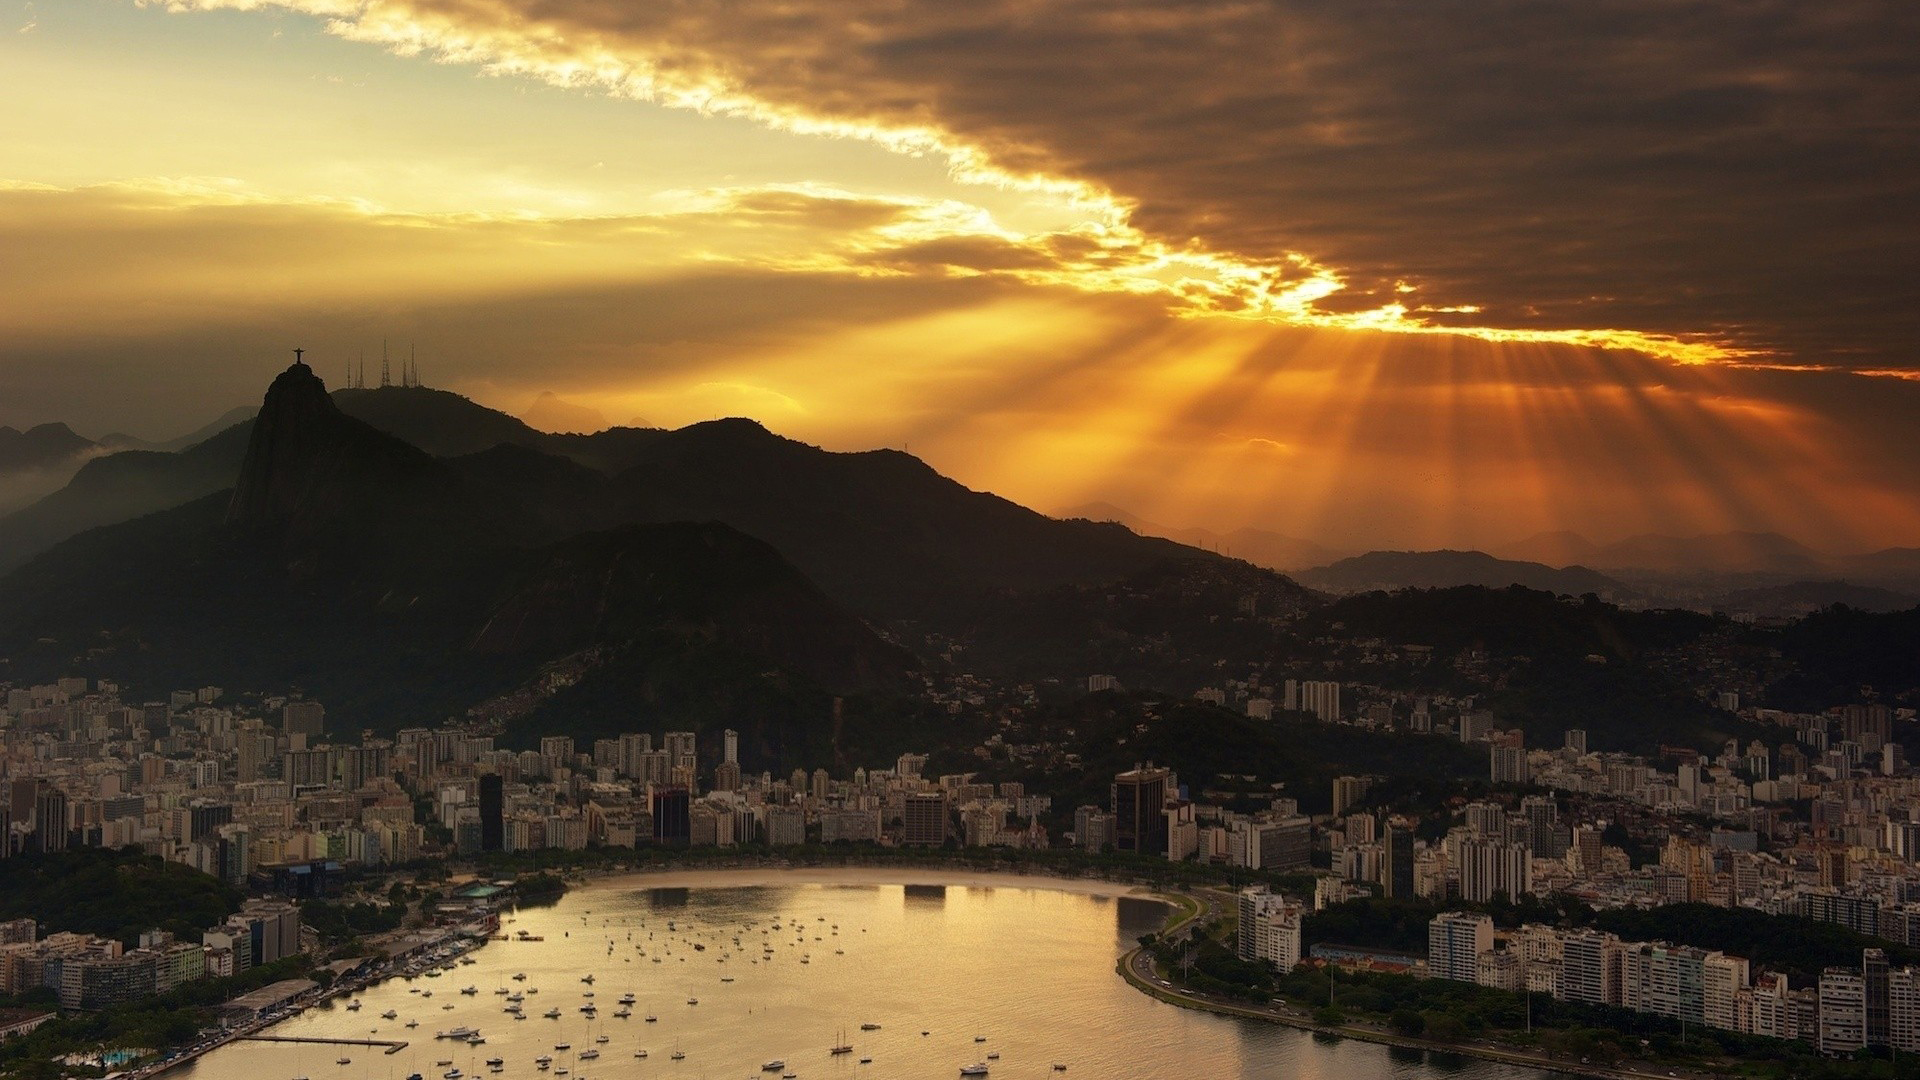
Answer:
xmin=1587 ymin=531 xmax=1825 ymax=575
xmin=1717 ymin=580 xmax=1920 ymax=617
xmin=0 ymin=423 xmax=94 ymax=472
xmin=0 ymin=423 xmax=252 ymax=574
xmin=96 ymin=405 xmax=258 ymax=453
xmin=1055 ymin=501 xmax=1340 ymax=571
xmin=0 ymin=362 xmax=915 ymax=741
xmin=520 ymin=391 xmax=610 ymax=435
xmin=1296 ymin=549 xmax=1632 ymax=598
xmin=1494 ymin=530 xmax=1600 ymax=567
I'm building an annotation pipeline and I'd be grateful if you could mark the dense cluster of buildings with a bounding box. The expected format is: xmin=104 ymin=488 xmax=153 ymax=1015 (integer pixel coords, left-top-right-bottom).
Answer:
xmin=1428 ymin=911 xmax=1920 ymax=1056
xmin=0 ymin=679 xmax=1072 ymax=880
xmin=0 ymin=901 xmax=299 ymax=1010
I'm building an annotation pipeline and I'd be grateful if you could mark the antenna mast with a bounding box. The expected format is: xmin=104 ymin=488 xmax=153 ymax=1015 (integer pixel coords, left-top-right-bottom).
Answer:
xmin=380 ymin=339 xmax=391 ymax=388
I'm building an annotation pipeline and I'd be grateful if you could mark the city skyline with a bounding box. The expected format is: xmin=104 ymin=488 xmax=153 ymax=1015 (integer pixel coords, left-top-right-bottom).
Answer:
xmin=4 ymin=1 xmax=1919 ymax=551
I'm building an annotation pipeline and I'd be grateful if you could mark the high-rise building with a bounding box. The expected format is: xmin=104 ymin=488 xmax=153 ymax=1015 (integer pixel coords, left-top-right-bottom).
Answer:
xmin=651 ymin=788 xmax=691 ymax=846
xmin=281 ymin=700 xmax=325 ymax=738
xmin=1236 ymin=887 xmax=1303 ymax=970
xmin=1491 ymin=745 xmax=1531 ymax=785
xmin=1331 ymin=776 xmax=1371 ymax=817
xmin=902 ymin=792 xmax=948 ymax=847
xmin=1297 ymin=681 xmax=1341 ymax=723
xmin=1383 ymin=823 xmax=1416 ymax=900
xmin=1564 ymin=728 xmax=1588 ymax=755
xmin=1820 ymin=968 xmax=1868 ymax=1055
xmin=1458 ymin=837 xmax=1532 ymax=903
xmin=1558 ymin=929 xmax=1622 ymax=1006
xmin=1073 ymin=806 xmax=1115 ymax=850
xmin=1428 ymin=911 xmax=1493 ymax=983
xmin=1866 ymin=948 xmax=1891 ymax=1047
xmin=478 ymin=773 xmax=504 ymax=852
xmin=1111 ymin=766 xmax=1171 ymax=857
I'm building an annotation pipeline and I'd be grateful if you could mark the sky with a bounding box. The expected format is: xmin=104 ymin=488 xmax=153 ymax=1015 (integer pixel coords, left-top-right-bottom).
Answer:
xmin=2 ymin=0 xmax=1917 ymax=553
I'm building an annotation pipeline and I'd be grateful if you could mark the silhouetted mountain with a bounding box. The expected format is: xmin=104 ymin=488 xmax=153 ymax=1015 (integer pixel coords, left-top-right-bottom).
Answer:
xmin=1588 ymin=531 xmax=1824 ymax=574
xmin=0 ymin=423 xmax=251 ymax=574
xmin=0 ymin=423 xmax=94 ymax=472
xmin=1297 ymin=549 xmax=1631 ymax=598
xmin=1837 ymin=548 xmax=1920 ymax=592
xmin=1494 ymin=529 xmax=1601 ymax=567
xmin=0 ymin=363 xmax=914 ymax=738
xmin=97 ymin=405 xmax=258 ymax=453
xmin=1055 ymin=501 xmax=1340 ymax=570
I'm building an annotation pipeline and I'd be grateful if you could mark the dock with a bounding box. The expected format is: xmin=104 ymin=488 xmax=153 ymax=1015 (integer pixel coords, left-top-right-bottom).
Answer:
xmin=240 ymin=1036 xmax=409 ymax=1055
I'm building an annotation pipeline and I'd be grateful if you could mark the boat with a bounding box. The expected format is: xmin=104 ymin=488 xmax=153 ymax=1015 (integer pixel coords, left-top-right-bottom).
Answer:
xmin=533 ymin=1057 xmax=552 ymax=1067
xmin=466 ymin=1034 xmax=486 ymax=1045
xmin=1052 ymin=1065 xmax=1067 ymax=1073
xmin=462 ymin=986 xmax=479 ymax=995
xmin=346 ymin=1001 xmax=361 ymax=1011
xmin=554 ymin=1044 xmax=570 ymax=1051
xmin=644 ymin=1014 xmax=657 ymax=1023
xmin=436 ymin=1062 xmax=453 ymax=1068
xmin=859 ymin=1058 xmax=871 ymax=1065
xmin=544 ymin=1008 xmax=562 ymax=1019
xmin=960 ymin=1066 xmax=989 ymax=1077
xmin=436 ymin=1027 xmax=481 ymax=1040
xmin=685 ymin=997 xmax=698 ymax=1005
xmin=382 ymin=1010 xmax=398 ymax=1020
xmin=612 ymin=1007 xmax=630 ymax=1018
xmin=407 ymin=1020 xmax=420 ymax=1029
xmin=831 ymin=1027 xmax=853 ymax=1055
xmin=594 ymin=1036 xmax=609 ymax=1044
xmin=859 ymin=1024 xmax=880 ymax=1031
xmin=617 ymin=993 xmax=635 ymax=1005
xmin=578 ymin=1050 xmax=599 ymax=1061
xmin=484 ymin=1059 xmax=503 ymax=1068
xmin=633 ymin=1051 xmax=648 ymax=1059
xmin=580 ymin=974 xmax=594 ymax=984
xmin=669 ymin=1051 xmax=684 ymax=1061
xmin=761 ymin=1062 xmax=785 ymax=1072
xmin=987 ymin=1052 xmax=1000 ymax=1060
xmin=973 ymin=1036 xmax=986 ymax=1043
xmin=443 ymin=1071 xmax=461 ymax=1080
xmin=513 ymin=973 xmax=527 ymax=981
xmin=336 ymin=1059 xmax=351 ymax=1066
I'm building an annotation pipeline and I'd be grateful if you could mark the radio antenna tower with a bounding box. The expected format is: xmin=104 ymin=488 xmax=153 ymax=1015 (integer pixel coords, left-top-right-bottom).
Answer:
xmin=380 ymin=339 xmax=391 ymax=388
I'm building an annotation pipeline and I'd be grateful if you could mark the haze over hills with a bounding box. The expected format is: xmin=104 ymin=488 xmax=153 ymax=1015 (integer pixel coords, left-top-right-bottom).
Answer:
xmin=1056 ymin=501 xmax=1343 ymax=571
xmin=519 ymin=390 xmax=613 ymax=435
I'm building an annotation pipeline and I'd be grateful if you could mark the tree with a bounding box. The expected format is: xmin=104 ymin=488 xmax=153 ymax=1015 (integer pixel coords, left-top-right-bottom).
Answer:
xmin=1389 ymin=1009 xmax=1426 ymax=1037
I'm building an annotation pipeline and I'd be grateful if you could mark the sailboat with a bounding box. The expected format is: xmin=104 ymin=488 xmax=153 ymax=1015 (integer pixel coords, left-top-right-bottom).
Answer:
xmin=830 ymin=1027 xmax=853 ymax=1055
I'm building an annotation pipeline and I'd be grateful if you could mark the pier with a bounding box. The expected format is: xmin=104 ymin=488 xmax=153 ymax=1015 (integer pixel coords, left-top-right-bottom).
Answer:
xmin=240 ymin=1036 xmax=409 ymax=1055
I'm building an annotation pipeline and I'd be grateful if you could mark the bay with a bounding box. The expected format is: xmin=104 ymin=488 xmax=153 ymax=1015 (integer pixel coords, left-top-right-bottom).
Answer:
xmin=168 ymin=870 xmax=1558 ymax=1080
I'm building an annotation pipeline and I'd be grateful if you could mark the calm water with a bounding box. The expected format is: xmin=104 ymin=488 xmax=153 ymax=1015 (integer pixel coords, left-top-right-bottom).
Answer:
xmin=171 ymin=873 xmax=1557 ymax=1080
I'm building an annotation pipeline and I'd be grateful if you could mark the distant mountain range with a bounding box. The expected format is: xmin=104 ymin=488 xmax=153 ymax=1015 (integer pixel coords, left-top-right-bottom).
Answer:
xmin=1050 ymin=503 xmax=1920 ymax=610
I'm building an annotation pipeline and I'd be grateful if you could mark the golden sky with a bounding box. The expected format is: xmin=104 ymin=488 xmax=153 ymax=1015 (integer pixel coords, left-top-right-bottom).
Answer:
xmin=3 ymin=0 xmax=1917 ymax=552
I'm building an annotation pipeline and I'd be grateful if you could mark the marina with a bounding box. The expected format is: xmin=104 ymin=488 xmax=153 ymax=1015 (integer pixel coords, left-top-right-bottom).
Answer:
xmin=158 ymin=871 xmax=1556 ymax=1080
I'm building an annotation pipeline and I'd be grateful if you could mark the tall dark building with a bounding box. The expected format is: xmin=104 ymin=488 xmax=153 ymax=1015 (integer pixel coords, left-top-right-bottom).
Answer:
xmin=479 ymin=773 xmax=504 ymax=853
xmin=33 ymin=788 xmax=69 ymax=854
xmin=1111 ymin=765 xmax=1170 ymax=857
xmin=188 ymin=801 xmax=233 ymax=843
xmin=1866 ymin=947 xmax=1890 ymax=1047
xmin=651 ymin=788 xmax=691 ymax=846
xmin=1384 ymin=823 xmax=1416 ymax=900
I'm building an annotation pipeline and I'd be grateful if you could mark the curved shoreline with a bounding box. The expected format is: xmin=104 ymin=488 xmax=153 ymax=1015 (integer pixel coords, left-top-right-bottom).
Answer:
xmin=557 ymin=863 xmax=1172 ymax=899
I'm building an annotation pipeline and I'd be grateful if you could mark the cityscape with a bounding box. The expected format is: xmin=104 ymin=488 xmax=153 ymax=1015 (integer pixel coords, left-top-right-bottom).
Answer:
xmin=6 ymin=2 xmax=1920 ymax=1079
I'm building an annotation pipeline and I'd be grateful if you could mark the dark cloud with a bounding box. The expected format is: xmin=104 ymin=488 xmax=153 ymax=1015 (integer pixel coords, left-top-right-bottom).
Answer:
xmin=307 ymin=0 xmax=1919 ymax=365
